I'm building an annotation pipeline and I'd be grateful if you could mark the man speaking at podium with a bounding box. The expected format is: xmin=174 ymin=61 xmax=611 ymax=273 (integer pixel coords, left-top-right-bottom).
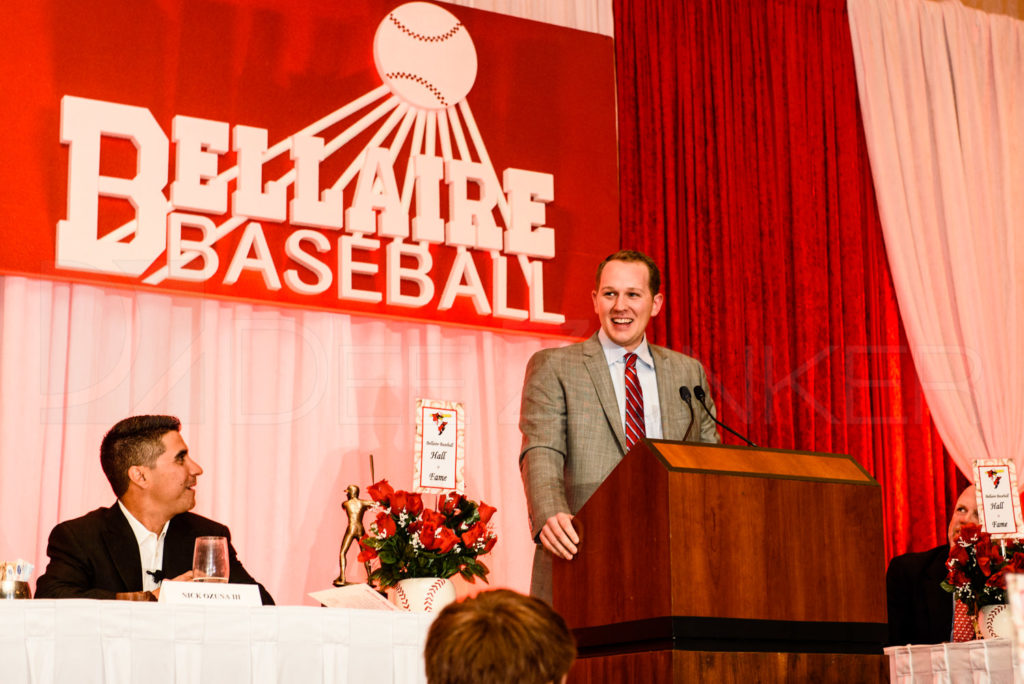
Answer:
xmin=519 ymin=250 xmax=721 ymax=602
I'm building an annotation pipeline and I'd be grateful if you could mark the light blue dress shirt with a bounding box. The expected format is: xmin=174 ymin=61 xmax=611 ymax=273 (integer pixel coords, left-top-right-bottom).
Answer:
xmin=597 ymin=329 xmax=663 ymax=440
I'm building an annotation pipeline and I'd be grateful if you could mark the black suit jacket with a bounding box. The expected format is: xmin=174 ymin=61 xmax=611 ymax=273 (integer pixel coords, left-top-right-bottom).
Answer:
xmin=35 ymin=504 xmax=274 ymax=605
xmin=886 ymin=543 xmax=951 ymax=645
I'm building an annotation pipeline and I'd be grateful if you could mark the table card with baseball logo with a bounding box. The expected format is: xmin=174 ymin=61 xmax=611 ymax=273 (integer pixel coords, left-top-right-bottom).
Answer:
xmin=414 ymin=398 xmax=465 ymax=494
xmin=974 ymin=460 xmax=1024 ymax=538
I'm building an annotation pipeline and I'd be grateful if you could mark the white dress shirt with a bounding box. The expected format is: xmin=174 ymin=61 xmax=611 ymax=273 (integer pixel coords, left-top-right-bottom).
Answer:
xmin=597 ymin=329 xmax=663 ymax=440
xmin=118 ymin=500 xmax=169 ymax=592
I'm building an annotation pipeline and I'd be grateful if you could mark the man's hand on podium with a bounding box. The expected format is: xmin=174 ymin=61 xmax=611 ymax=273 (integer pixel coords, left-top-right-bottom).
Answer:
xmin=540 ymin=512 xmax=579 ymax=560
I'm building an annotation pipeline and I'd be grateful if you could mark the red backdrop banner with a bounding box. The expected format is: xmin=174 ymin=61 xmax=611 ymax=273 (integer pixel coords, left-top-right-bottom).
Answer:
xmin=0 ymin=0 xmax=618 ymax=337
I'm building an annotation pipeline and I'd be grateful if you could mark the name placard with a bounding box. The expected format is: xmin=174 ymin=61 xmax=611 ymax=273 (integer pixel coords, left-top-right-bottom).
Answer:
xmin=158 ymin=580 xmax=262 ymax=606
xmin=414 ymin=398 xmax=465 ymax=494
xmin=974 ymin=459 xmax=1024 ymax=538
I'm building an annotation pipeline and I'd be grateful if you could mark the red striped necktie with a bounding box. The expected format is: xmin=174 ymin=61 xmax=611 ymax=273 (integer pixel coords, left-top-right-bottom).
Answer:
xmin=624 ymin=352 xmax=645 ymax=450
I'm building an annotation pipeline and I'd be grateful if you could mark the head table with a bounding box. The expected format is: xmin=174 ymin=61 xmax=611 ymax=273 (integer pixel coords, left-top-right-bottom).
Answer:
xmin=0 ymin=600 xmax=433 ymax=683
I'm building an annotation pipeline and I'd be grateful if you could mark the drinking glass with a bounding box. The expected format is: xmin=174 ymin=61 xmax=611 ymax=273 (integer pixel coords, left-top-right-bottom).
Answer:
xmin=192 ymin=536 xmax=229 ymax=583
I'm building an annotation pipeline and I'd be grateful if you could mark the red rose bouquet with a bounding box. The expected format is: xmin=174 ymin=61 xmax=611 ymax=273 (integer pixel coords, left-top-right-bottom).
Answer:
xmin=942 ymin=523 xmax=1024 ymax=613
xmin=357 ymin=479 xmax=498 ymax=589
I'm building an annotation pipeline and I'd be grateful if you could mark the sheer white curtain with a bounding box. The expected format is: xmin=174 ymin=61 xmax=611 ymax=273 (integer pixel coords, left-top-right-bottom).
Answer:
xmin=0 ymin=0 xmax=612 ymax=606
xmin=847 ymin=0 xmax=1024 ymax=476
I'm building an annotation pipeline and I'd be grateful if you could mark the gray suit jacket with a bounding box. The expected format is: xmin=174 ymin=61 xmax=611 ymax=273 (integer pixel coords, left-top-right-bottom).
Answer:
xmin=519 ymin=334 xmax=720 ymax=601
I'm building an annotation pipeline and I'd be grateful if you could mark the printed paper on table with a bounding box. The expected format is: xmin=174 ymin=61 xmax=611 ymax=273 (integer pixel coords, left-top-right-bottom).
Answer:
xmin=309 ymin=583 xmax=398 ymax=610
xmin=974 ymin=460 xmax=1024 ymax=538
xmin=414 ymin=399 xmax=464 ymax=494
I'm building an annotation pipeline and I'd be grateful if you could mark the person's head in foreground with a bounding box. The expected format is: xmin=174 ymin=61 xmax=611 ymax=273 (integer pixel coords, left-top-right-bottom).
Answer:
xmin=424 ymin=589 xmax=576 ymax=684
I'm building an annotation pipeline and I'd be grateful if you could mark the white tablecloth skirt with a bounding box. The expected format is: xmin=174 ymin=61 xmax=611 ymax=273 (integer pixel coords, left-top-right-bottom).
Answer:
xmin=0 ymin=600 xmax=433 ymax=684
xmin=885 ymin=639 xmax=1014 ymax=684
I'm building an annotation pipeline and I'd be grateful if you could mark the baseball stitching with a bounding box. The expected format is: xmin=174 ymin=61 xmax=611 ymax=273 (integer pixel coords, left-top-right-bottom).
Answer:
xmin=423 ymin=578 xmax=444 ymax=611
xmin=385 ymin=72 xmax=448 ymax=107
xmin=395 ymin=583 xmax=411 ymax=610
xmin=983 ymin=606 xmax=1002 ymax=636
xmin=389 ymin=14 xmax=463 ymax=43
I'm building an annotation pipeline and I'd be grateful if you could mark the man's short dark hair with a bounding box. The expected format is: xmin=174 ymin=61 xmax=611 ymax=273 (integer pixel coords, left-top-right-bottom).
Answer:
xmin=595 ymin=249 xmax=661 ymax=295
xmin=424 ymin=589 xmax=576 ymax=684
xmin=100 ymin=415 xmax=181 ymax=497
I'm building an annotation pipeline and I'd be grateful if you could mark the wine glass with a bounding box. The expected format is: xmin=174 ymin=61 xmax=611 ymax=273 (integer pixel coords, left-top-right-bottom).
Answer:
xmin=192 ymin=536 xmax=229 ymax=583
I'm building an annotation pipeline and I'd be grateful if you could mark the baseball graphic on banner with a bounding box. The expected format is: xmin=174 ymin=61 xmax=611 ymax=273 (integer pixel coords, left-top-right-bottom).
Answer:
xmin=374 ymin=2 xmax=478 ymax=110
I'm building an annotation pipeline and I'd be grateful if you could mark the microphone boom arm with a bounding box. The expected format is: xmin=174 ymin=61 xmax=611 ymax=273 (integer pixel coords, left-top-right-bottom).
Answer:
xmin=692 ymin=385 xmax=757 ymax=447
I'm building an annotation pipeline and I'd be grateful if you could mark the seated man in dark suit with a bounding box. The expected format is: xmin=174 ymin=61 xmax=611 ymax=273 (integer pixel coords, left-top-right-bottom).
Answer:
xmin=36 ymin=415 xmax=273 ymax=604
xmin=885 ymin=485 xmax=977 ymax=645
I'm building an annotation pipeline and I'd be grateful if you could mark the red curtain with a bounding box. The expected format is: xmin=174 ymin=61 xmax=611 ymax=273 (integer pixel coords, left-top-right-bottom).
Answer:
xmin=613 ymin=0 xmax=967 ymax=558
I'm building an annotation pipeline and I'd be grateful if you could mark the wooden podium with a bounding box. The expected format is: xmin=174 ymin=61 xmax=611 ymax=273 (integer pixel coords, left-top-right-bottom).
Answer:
xmin=553 ymin=440 xmax=889 ymax=682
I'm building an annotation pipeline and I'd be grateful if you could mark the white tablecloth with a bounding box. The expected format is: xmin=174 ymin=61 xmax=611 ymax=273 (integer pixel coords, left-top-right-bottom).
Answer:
xmin=0 ymin=600 xmax=433 ymax=684
xmin=885 ymin=639 xmax=1014 ymax=683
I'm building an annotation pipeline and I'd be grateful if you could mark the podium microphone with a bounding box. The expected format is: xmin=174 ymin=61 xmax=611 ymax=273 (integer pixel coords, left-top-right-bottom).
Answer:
xmin=678 ymin=386 xmax=695 ymax=441
xmin=692 ymin=385 xmax=758 ymax=447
